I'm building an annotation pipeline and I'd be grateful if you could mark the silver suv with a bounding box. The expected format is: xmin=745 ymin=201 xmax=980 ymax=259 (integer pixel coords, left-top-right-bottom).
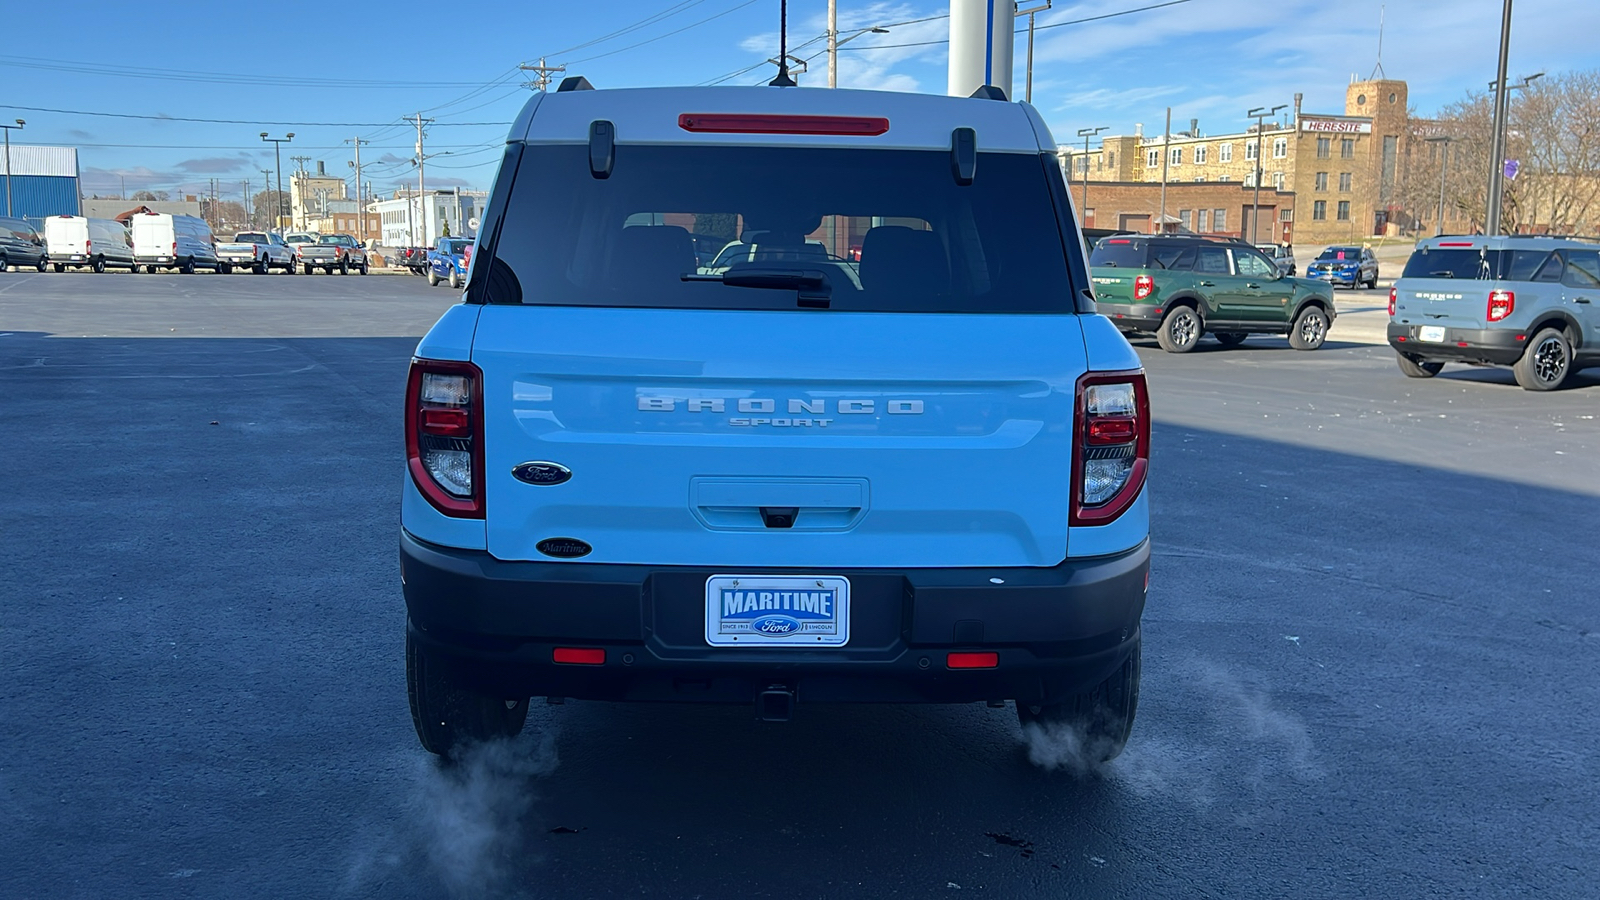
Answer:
xmin=1388 ymin=235 xmax=1600 ymax=390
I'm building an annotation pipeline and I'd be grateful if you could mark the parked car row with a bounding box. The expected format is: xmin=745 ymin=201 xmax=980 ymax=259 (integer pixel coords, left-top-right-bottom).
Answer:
xmin=0 ymin=214 xmax=370 ymax=275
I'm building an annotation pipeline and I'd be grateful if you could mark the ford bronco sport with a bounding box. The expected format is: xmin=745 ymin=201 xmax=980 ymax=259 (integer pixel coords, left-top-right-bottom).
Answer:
xmin=400 ymin=79 xmax=1152 ymax=760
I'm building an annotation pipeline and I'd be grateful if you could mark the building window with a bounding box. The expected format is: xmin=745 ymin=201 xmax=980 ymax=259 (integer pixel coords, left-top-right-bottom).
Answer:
xmin=1078 ymin=157 xmax=1089 ymax=174
xmin=1273 ymin=172 xmax=1285 ymax=190
xmin=1315 ymin=172 xmax=1328 ymax=191
xmin=1272 ymin=138 xmax=1288 ymax=159
xmin=1341 ymin=138 xmax=1355 ymax=158
xmin=1316 ymin=137 xmax=1331 ymax=159
xmin=1217 ymin=176 xmax=1232 ymax=182
xmin=1095 ymin=154 xmax=1103 ymax=170
xmin=1146 ymin=148 xmax=1160 ymax=168
xmin=1198 ymin=209 xmax=1210 ymax=232
xmin=1107 ymin=151 xmax=1115 ymax=167
xmin=1280 ymin=209 xmax=1293 ymax=222
xmin=1339 ymin=172 xmax=1352 ymax=192
xmin=1244 ymin=171 xmax=1257 ymax=187
xmin=1214 ymin=209 xmax=1226 ymax=231
xmin=1245 ymin=142 xmax=1258 ymax=161
xmin=1170 ymin=147 xmax=1183 ymax=166
xmin=1179 ymin=209 xmax=1192 ymax=230
xmin=1313 ymin=200 xmax=1327 ymax=220
xmin=1084 ymin=208 xmax=1095 ymax=226
xmin=1220 ymin=143 xmax=1233 ymax=163
xmin=1194 ymin=145 xmax=1208 ymax=164
xmin=1337 ymin=200 xmax=1351 ymax=221
xmin=1194 ymin=177 xmax=1205 ymax=183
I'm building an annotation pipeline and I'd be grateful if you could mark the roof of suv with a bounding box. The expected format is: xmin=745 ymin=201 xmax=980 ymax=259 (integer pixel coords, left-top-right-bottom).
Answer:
xmin=509 ymin=84 xmax=1053 ymax=154
xmin=1415 ymin=234 xmax=1600 ymax=251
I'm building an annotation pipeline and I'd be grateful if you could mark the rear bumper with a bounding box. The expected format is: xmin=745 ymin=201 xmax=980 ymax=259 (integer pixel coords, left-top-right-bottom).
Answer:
xmin=1095 ymin=301 xmax=1164 ymax=331
xmin=1388 ymin=323 xmax=1526 ymax=365
xmin=400 ymin=531 xmax=1149 ymax=705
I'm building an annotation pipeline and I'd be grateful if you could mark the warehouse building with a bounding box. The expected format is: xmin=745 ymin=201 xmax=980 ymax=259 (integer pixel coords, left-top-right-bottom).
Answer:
xmin=0 ymin=145 xmax=81 ymax=219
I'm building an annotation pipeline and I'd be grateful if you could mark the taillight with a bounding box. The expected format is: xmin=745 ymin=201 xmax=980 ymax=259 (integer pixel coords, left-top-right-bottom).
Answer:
xmin=172 ymin=242 xmax=177 ymax=255
xmin=405 ymin=359 xmax=484 ymax=518
xmin=1070 ymin=371 xmax=1150 ymax=527
xmin=1488 ymin=290 xmax=1515 ymax=322
xmin=1388 ymin=287 xmax=1397 ymax=317
xmin=1133 ymin=275 xmax=1154 ymax=301
xmin=84 ymin=240 xmax=91 ymax=254
xmin=462 ymin=243 xmax=473 ymax=276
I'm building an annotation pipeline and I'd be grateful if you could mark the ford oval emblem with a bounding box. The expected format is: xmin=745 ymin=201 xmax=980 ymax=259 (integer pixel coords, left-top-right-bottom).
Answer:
xmin=750 ymin=614 xmax=802 ymax=637
xmin=536 ymin=537 xmax=592 ymax=559
xmin=512 ymin=461 xmax=572 ymax=486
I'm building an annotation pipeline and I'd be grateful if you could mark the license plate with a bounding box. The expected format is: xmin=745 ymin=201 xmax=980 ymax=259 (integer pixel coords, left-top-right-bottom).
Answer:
xmin=1418 ymin=326 xmax=1446 ymax=342
xmin=705 ymin=575 xmax=850 ymax=647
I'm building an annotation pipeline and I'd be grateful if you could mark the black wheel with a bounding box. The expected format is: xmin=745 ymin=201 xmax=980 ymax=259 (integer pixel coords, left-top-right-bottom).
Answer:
xmin=53 ymin=263 xmax=64 ymax=273
xmin=253 ymin=259 xmax=267 ymax=274
xmin=0 ymin=253 xmax=8 ymax=271
xmin=219 ymin=263 xmax=233 ymax=275
xmin=1396 ymin=353 xmax=1444 ymax=378
xmin=339 ymin=258 xmax=349 ymax=275
xmin=180 ymin=259 xmax=195 ymax=275
xmin=92 ymin=256 xmax=106 ymax=274
xmin=359 ymin=259 xmax=369 ymax=275
xmin=1214 ymin=332 xmax=1247 ymax=347
xmin=36 ymin=258 xmax=47 ymax=273
xmin=406 ymin=628 xmax=528 ymax=757
xmin=1155 ymin=305 xmax=1202 ymax=353
xmin=1016 ymin=639 xmax=1141 ymax=764
xmin=1288 ymin=305 xmax=1329 ymax=350
xmin=1513 ymin=327 xmax=1574 ymax=391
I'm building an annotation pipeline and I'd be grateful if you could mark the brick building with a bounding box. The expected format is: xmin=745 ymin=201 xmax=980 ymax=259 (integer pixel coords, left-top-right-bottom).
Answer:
xmin=1061 ymin=77 xmax=1413 ymax=245
xmin=1070 ymin=181 xmax=1296 ymax=243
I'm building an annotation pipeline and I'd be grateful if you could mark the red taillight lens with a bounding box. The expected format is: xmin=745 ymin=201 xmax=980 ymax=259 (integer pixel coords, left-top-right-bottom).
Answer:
xmin=405 ymin=359 xmax=484 ymax=518
xmin=172 ymin=242 xmax=178 ymax=255
xmin=1488 ymin=290 xmax=1515 ymax=322
xmin=1133 ymin=275 xmax=1154 ymax=301
xmin=678 ymin=113 xmax=890 ymax=136
xmin=1071 ymin=371 xmax=1150 ymax=527
xmin=1388 ymin=287 xmax=1397 ymax=317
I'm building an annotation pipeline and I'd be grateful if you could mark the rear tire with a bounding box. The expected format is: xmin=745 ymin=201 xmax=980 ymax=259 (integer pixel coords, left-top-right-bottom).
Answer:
xmin=339 ymin=258 xmax=349 ymax=275
xmin=53 ymin=263 xmax=64 ymax=273
xmin=1288 ymin=305 xmax=1329 ymax=350
xmin=427 ymin=268 xmax=440 ymax=287
xmin=359 ymin=259 xmax=369 ymax=275
xmin=92 ymin=256 xmax=106 ymax=274
xmin=1155 ymin=305 xmax=1202 ymax=353
xmin=1513 ymin=327 xmax=1574 ymax=391
xmin=1016 ymin=639 xmax=1141 ymax=764
xmin=1396 ymin=353 xmax=1444 ymax=378
xmin=448 ymin=268 xmax=461 ymax=289
xmin=253 ymin=259 xmax=267 ymax=274
xmin=1214 ymin=332 xmax=1247 ymax=347
xmin=406 ymin=629 xmax=528 ymax=758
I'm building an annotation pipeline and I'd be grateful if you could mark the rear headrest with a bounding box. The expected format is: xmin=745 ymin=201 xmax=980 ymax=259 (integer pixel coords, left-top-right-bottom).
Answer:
xmin=614 ymin=225 xmax=694 ymax=288
xmin=859 ymin=225 xmax=950 ymax=296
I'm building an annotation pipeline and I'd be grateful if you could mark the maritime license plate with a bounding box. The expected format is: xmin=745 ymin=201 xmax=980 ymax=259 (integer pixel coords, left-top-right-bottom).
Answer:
xmin=704 ymin=575 xmax=850 ymax=647
xmin=1418 ymin=326 xmax=1446 ymax=342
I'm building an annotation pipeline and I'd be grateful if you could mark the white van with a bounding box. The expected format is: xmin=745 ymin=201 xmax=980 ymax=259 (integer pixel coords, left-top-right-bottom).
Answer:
xmin=43 ymin=216 xmax=137 ymax=273
xmin=130 ymin=213 xmax=221 ymax=274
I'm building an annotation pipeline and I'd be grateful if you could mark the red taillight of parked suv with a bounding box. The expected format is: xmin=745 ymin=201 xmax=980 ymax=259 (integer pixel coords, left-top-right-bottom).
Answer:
xmin=1070 ymin=370 xmax=1150 ymax=526
xmin=1487 ymin=290 xmax=1515 ymax=322
xmin=1133 ymin=275 xmax=1154 ymax=301
xmin=405 ymin=359 xmax=484 ymax=518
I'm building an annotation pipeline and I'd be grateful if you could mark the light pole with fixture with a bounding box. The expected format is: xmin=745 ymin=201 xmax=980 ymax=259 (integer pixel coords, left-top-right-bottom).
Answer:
xmin=1424 ymin=136 xmax=1453 ymax=236
xmin=1 ymin=119 xmax=24 ymax=218
xmin=1486 ymin=68 xmax=1543 ymax=234
xmin=827 ymin=24 xmax=890 ymax=87
xmin=1018 ymin=1 xmax=1051 ymax=104
xmin=1076 ymin=126 xmax=1108 ymax=224
xmin=260 ymin=132 xmax=294 ymax=229
xmin=1247 ymin=104 xmax=1286 ymax=244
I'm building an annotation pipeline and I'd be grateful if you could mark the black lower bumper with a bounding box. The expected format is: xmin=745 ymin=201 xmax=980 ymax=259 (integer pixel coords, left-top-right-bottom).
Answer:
xmin=1388 ymin=323 xmax=1526 ymax=365
xmin=1095 ymin=302 xmax=1164 ymax=331
xmin=400 ymin=532 xmax=1149 ymax=706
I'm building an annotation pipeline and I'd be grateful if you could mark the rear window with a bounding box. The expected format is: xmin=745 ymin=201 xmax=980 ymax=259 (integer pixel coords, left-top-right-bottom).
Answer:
xmin=486 ymin=144 xmax=1076 ymax=313
xmin=439 ymin=239 xmax=470 ymax=254
xmin=1398 ymin=246 xmax=1572 ymax=280
xmin=1090 ymin=240 xmax=1147 ymax=268
xmin=234 ymin=233 xmax=268 ymax=243
xmin=1317 ymin=247 xmax=1362 ymax=261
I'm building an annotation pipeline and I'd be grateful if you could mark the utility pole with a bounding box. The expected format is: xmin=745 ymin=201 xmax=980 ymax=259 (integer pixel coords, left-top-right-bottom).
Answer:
xmin=520 ymin=57 xmax=566 ymax=91
xmin=258 ymin=168 xmax=274 ymax=229
xmin=1485 ymin=0 xmax=1514 ymax=235
xmin=346 ymin=137 xmax=367 ymax=242
xmin=289 ymin=155 xmax=312 ymax=230
xmin=260 ymin=133 xmax=294 ymax=230
xmin=1076 ymin=126 xmax=1108 ymax=225
xmin=0 ymin=118 xmax=24 ymax=218
xmin=828 ymin=0 xmax=837 ymax=88
xmin=242 ymin=179 xmax=251 ymax=225
xmin=412 ymin=113 xmax=435 ymax=246
xmin=1159 ymin=107 xmax=1171 ymax=233
xmin=1018 ymin=2 xmax=1051 ymax=104
xmin=1246 ymin=104 xmax=1286 ymax=244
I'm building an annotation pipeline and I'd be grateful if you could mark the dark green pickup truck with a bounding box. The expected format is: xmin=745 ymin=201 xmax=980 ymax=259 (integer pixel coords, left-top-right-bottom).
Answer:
xmin=1090 ymin=235 xmax=1336 ymax=352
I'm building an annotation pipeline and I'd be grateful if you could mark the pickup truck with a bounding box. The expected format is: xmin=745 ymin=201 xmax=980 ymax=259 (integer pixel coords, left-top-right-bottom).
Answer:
xmin=217 ymin=232 xmax=296 ymax=274
xmin=426 ymin=237 xmax=473 ymax=288
xmin=299 ymin=233 xmax=369 ymax=275
xmin=392 ymin=246 xmax=431 ymax=274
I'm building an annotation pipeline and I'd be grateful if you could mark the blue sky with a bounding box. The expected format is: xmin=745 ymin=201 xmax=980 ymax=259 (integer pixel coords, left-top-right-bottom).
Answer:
xmin=6 ymin=0 xmax=1597 ymax=202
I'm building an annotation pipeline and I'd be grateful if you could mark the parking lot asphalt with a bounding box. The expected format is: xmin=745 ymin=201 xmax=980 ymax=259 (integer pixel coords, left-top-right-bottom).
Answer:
xmin=3 ymin=273 xmax=1598 ymax=899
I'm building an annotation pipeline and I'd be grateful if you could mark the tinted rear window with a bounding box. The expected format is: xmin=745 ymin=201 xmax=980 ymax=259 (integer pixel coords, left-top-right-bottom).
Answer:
xmin=1317 ymin=247 xmax=1362 ymax=261
xmin=1399 ymin=247 xmax=1547 ymax=280
xmin=439 ymin=239 xmax=470 ymax=254
xmin=1090 ymin=241 xmax=1147 ymax=268
xmin=487 ymin=144 xmax=1076 ymax=313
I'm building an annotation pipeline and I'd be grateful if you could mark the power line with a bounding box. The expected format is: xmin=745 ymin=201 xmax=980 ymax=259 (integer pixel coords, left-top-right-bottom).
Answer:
xmin=0 ymin=54 xmax=506 ymax=88
xmin=0 ymin=104 xmax=506 ymax=127
xmin=562 ymin=0 xmax=765 ymax=65
xmin=549 ymin=0 xmax=712 ymax=56
xmin=836 ymin=0 xmax=1192 ymax=51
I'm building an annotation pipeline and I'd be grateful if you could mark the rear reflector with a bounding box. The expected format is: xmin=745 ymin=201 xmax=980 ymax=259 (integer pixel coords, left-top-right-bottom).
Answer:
xmin=946 ymin=652 xmax=998 ymax=669
xmin=553 ymin=647 xmax=605 ymax=665
xmin=678 ymin=113 xmax=890 ymax=136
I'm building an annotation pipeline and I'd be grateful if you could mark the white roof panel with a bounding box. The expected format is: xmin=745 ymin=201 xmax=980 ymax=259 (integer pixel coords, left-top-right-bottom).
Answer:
xmin=512 ymin=86 xmax=1050 ymax=154
xmin=0 ymin=145 xmax=79 ymax=177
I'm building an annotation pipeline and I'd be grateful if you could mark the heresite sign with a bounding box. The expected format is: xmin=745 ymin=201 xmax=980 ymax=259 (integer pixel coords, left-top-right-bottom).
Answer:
xmin=1300 ymin=119 xmax=1374 ymax=134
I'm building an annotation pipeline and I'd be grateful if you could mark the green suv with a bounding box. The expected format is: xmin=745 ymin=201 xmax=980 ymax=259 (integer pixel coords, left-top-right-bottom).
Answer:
xmin=1090 ymin=235 xmax=1337 ymax=352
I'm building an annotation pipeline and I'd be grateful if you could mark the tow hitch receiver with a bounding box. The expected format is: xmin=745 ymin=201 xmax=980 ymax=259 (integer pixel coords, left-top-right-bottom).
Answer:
xmin=756 ymin=685 xmax=794 ymax=722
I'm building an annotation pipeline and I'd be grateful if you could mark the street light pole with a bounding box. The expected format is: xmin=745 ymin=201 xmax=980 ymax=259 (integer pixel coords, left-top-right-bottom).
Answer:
xmin=827 ymin=25 xmax=890 ymax=86
xmin=828 ymin=0 xmax=837 ymax=89
xmin=1017 ymin=2 xmax=1051 ymax=104
xmin=1076 ymin=126 xmax=1107 ymax=224
xmin=1425 ymin=136 xmax=1453 ymax=236
xmin=260 ymin=133 xmax=294 ymax=230
xmin=1 ymin=119 xmax=24 ymax=218
xmin=1247 ymin=104 xmax=1286 ymax=244
xmin=1485 ymin=0 xmax=1515 ymax=234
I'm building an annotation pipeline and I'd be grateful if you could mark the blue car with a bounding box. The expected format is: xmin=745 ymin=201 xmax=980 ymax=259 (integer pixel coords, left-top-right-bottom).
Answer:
xmin=400 ymin=80 xmax=1153 ymax=761
xmin=426 ymin=237 xmax=473 ymax=288
xmin=1306 ymin=245 xmax=1379 ymax=289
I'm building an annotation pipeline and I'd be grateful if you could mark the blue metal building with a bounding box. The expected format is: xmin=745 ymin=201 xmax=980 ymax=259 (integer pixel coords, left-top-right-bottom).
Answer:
xmin=0 ymin=145 xmax=81 ymax=219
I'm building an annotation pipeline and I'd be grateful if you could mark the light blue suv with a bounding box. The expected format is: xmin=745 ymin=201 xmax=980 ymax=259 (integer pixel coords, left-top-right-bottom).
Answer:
xmin=400 ymin=78 xmax=1153 ymax=759
xmin=1389 ymin=235 xmax=1600 ymax=390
